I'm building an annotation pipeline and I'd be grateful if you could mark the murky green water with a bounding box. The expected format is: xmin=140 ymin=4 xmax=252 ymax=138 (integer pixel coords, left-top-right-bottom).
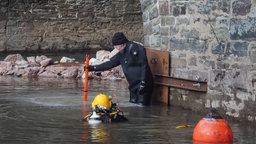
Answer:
xmin=0 ymin=76 xmax=255 ymax=144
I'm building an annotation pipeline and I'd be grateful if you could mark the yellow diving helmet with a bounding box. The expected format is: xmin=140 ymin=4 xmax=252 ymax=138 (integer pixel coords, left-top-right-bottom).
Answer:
xmin=91 ymin=94 xmax=112 ymax=110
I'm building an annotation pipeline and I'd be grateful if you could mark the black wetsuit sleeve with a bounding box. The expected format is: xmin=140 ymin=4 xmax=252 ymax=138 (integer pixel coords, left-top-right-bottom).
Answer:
xmin=91 ymin=54 xmax=120 ymax=71
xmin=138 ymin=46 xmax=147 ymax=82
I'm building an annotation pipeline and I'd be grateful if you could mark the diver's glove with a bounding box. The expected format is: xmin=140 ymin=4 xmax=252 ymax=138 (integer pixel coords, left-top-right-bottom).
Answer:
xmin=137 ymin=81 xmax=146 ymax=95
xmin=84 ymin=65 xmax=94 ymax=71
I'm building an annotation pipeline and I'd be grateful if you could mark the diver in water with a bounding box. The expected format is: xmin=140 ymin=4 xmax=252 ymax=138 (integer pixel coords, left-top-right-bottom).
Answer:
xmin=83 ymin=94 xmax=128 ymax=123
xmin=86 ymin=32 xmax=154 ymax=106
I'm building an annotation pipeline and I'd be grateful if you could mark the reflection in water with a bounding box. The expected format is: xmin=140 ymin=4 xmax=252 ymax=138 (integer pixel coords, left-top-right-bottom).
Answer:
xmin=0 ymin=76 xmax=255 ymax=144
xmin=89 ymin=124 xmax=109 ymax=143
xmin=193 ymin=141 xmax=232 ymax=144
xmin=82 ymin=102 xmax=88 ymax=116
xmin=81 ymin=121 xmax=109 ymax=143
xmin=80 ymin=123 xmax=89 ymax=143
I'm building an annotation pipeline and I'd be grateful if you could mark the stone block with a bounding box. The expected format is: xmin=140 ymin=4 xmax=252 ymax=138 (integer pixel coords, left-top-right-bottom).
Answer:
xmin=149 ymin=5 xmax=159 ymax=20
xmin=160 ymin=26 xmax=169 ymax=36
xmin=152 ymin=16 xmax=160 ymax=26
xmin=216 ymin=16 xmax=229 ymax=26
xmin=150 ymin=35 xmax=161 ymax=47
xmin=181 ymin=28 xmax=199 ymax=39
xmin=165 ymin=16 xmax=175 ymax=26
xmin=208 ymin=0 xmax=230 ymax=13
xmin=171 ymin=69 xmax=189 ymax=79
xmin=124 ymin=13 xmax=142 ymax=22
xmin=226 ymin=42 xmax=248 ymax=57
xmin=161 ymin=36 xmax=169 ymax=47
xmin=143 ymin=21 xmax=152 ymax=35
xmin=143 ymin=35 xmax=150 ymax=47
xmin=170 ymin=26 xmax=179 ymax=35
xmin=152 ymin=25 xmax=160 ymax=34
xmin=171 ymin=57 xmax=187 ymax=69
xmin=176 ymin=18 xmax=189 ymax=25
xmin=142 ymin=11 xmax=149 ymax=22
xmin=211 ymin=44 xmax=225 ymax=55
xmin=249 ymin=51 xmax=256 ymax=63
xmin=0 ymin=40 xmax=5 ymax=52
xmin=171 ymin=69 xmax=208 ymax=82
xmin=173 ymin=5 xmax=186 ymax=16
xmin=149 ymin=6 xmax=159 ymax=20
xmin=161 ymin=17 xmax=166 ymax=26
xmin=198 ymin=57 xmax=215 ymax=70
xmin=232 ymin=0 xmax=251 ymax=16
xmin=215 ymin=27 xmax=230 ymax=42
xmin=196 ymin=4 xmax=211 ymax=15
xmin=188 ymin=56 xmax=197 ymax=66
xmin=140 ymin=0 xmax=154 ymax=12
xmin=216 ymin=60 xmax=230 ymax=69
xmin=230 ymin=17 xmax=256 ymax=41
xmin=210 ymin=69 xmax=225 ymax=83
xmin=211 ymin=100 xmax=221 ymax=108
xmin=159 ymin=0 xmax=169 ymax=15
xmin=232 ymin=70 xmax=250 ymax=91
xmin=169 ymin=38 xmax=204 ymax=52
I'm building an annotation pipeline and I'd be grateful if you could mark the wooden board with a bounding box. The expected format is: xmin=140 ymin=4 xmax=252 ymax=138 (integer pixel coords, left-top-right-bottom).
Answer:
xmin=146 ymin=49 xmax=169 ymax=75
xmin=146 ymin=49 xmax=170 ymax=105
xmin=146 ymin=49 xmax=208 ymax=105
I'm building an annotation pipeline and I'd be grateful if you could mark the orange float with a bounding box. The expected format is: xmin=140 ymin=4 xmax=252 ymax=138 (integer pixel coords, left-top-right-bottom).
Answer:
xmin=193 ymin=117 xmax=233 ymax=143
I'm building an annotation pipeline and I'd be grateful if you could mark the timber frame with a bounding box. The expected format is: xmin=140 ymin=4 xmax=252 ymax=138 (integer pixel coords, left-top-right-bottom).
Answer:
xmin=146 ymin=49 xmax=207 ymax=105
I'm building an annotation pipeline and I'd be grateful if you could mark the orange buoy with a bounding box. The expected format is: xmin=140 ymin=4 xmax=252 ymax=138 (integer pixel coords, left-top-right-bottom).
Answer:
xmin=193 ymin=109 xmax=233 ymax=143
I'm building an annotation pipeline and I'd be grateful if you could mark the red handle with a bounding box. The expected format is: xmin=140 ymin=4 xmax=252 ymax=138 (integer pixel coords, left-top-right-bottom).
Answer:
xmin=83 ymin=54 xmax=90 ymax=101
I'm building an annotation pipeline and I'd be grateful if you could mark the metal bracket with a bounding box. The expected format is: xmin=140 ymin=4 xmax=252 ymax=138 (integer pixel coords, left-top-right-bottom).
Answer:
xmin=154 ymin=74 xmax=207 ymax=92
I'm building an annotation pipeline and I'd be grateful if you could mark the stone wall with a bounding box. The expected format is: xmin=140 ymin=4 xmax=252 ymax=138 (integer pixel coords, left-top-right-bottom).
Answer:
xmin=141 ymin=0 xmax=256 ymax=122
xmin=0 ymin=0 xmax=143 ymax=52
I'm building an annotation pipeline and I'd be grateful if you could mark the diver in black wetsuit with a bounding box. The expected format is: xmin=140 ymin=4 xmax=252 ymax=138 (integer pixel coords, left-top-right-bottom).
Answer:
xmin=87 ymin=32 xmax=154 ymax=106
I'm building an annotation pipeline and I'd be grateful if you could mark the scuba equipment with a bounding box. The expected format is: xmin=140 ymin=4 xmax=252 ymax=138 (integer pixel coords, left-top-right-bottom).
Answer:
xmin=87 ymin=111 xmax=102 ymax=125
xmin=83 ymin=93 xmax=128 ymax=123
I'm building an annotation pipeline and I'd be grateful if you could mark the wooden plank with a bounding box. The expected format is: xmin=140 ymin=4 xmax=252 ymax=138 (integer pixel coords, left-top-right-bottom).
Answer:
xmin=146 ymin=49 xmax=208 ymax=105
xmin=146 ymin=49 xmax=170 ymax=105
xmin=146 ymin=49 xmax=169 ymax=75
xmin=152 ymin=85 xmax=169 ymax=105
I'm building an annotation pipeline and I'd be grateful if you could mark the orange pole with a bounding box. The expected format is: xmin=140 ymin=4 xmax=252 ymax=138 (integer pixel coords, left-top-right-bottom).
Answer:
xmin=83 ymin=54 xmax=90 ymax=101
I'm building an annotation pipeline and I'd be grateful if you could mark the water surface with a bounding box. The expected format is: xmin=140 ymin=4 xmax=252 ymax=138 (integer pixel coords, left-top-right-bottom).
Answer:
xmin=0 ymin=76 xmax=255 ymax=144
